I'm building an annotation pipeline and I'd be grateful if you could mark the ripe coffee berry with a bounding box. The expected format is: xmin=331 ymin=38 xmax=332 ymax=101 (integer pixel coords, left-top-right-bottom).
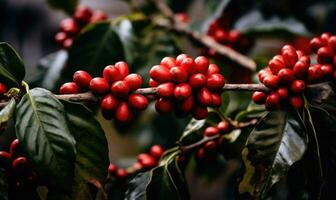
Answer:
xmin=150 ymin=145 xmax=164 ymax=159
xmin=103 ymin=65 xmax=122 ymax=83
xmin=100 ymin=94 xmax=119 ymax=112
xmin=204 ymin=127 xmax=219 ymax=136
xmin=111 ymin=81 xmax=130 ymax=97
xmin=90 ymin=77 xmax=109 ymax=94
xmin=108 ymin=163 xmax=118 ymax=175
xmin=157 ymin=83 xmax=175 ymax=98
xmin=174 ymin=83 xmax=192 ymax=100
xmin=290 ymin=80 xmax=305 ymax=94
xmin=0 ymin=83 xmax=7 ymax=95
xmin=127 ymin=94 xmax=148 ymax=110
xmin=114 ymin=102 xmax=131 ymax=123
xmin=155 ymin=98 xmax=175 ymax=113
xmin=124 ymin=74 xmax=142 ymax=91
xmin=59 ymin=82 xmax=80 ymax=94
xmin=217 ymin=121 xmax=230 ymax=134
xmin=252 ymin=91 xmax=267 ymax=105
xmin=189 ymin=74 xmax=207 ymax=88
xmin=73 ymin=70 xmax=92 ymax=88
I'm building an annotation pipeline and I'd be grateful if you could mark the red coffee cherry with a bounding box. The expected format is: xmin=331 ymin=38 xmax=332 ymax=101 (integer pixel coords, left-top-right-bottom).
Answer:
xmin=132 ymin=162 xmax=143 ymax=171
xmin=204 ymin=141 xmax=217 ymax=153
xmin=10 ymin=139 xmax=22 ymax=159
xmin=12 ymin=157 xmax=29 ymax=175
xmin=310 ymin=37 xmax=325 ymax=52
xmin=207 ymin=64 xmax=220 ymax=75
xmin=189 ymin=73 xmax=207 ymax=89
xmin=0 ymin=151 xmax=11 ymax=170
xmin=59 ymin=82 xmax=80 ymax=94
xmin=307 ymin=65 xmax=324 ymax=82
xmin=290 ymin=80 xmax=306 ymax=94
xmin=170 ymin=67 xmax=188 ymax=83
xmin=277 ymin=87 xmax=289 ymax=99
xmin=100 ymin=94 xmax=119 ymax=112
xmin=328 ymin=36 xmax=336 ymax=50
xmin=114 ymin=102 xmax=131 ymax=123
xmin=217 ymin=121 xmax=230 ymax=134
xmin=320 ymin=64 xmax=333 ymax=75
xmin=204 ymin=126 xmax=219 ymax=136
xmin=269 ymin=58 xmax=285 ymax=75
xmin=115 ymin=61 xmax=129 ymax=79
xmin=150 ymin=145 xmax=164 ymax=159
xmin=198 ymin=88 xmax=213 ymax=106
xmin=211 ymin=93 xmax=222 ymax=107
xmin=90 ymin=77 xmax=109 ymax=94
xmin=155 ymin=98 xmax=174 ymax=113
xmin=194 ymin=56 xmax=209 ymax=74
xmin=293 ymin=61 xmax=309 ymax=78
xmin=111 ymin=81 xmax=130 ymax=97
xmin=149 ymin=79 xmax=159 ymax=87
xmin=266 ymin=92 xmax=280 ymax=107
xmin=74 ymin=5 xmax=93 ymax=24
xmin=192 ymin=106 xmax=208 ymax=120
xmin=178 ymin=95 xmax=194 ymax=113
xmin=206 ymin=73 xmax=225 ymax=91
xmin=157 ymin=82 xmax=175 ymax=98
xmin=55 ymin=32 xmax=67 ymax=45
xmin=213 ymin=29 xmax=227 ymax=42
xmin=321 ymin=32 xmax=331 ymax=42
xmin=289 ymin=96 xmax=303 ymax=109
xmin=127 ymin=94 xmax=148 ymax=111
xmin=108 ymin=163 xmax=118 ymax=175
xmin=282 ymin=48 xmax=298 ymax=67
xmin=103 ymin=65 xmax=122 ymax=83
xmin=277 ymin=68 xmax=294 ymax=83
xmin=176 ymin=54 xmax=190 ymax=65
xmin=63 ymin=38 xmax=73 ymax=49
xmin=149 ymin=65 xmax=172 ymax=83
xmin=116 ymin=168 xmax=128 ymax=179
xmin=60 ymin=18 xmax=79 ymax=35
xmin=252 ymin=91 xmax=267 ymax=104
xmin=180 ymin=57 xmax=197 ymax=75
xmin=124 ymin=74 xmax=143 ymax=91
xmin=317 ymin=46 xmax=334 ymax=63
xmin=90 ymin=10 xmax=108 ymax=23
xmin=73 ymin=70 xmax=92 ymax=88
xmin=160 ymin=57 xmax=176 ymax=68
xmin=0 ymin=83 xmax=7 ymax=95
xmin=174 ymin=83 xmax=192 ymax=100
xmin=258 ymin=69 xmax=272 ymax=83
xmin=227 ymin=30 xmax=241 ymax=43
xmin=263 ymin=75 xmax=279 ymax=88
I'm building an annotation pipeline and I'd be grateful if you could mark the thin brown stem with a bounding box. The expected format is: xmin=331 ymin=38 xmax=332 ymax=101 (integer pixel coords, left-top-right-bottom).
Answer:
xmin=181 ymin=135 xmax=220 ymax=153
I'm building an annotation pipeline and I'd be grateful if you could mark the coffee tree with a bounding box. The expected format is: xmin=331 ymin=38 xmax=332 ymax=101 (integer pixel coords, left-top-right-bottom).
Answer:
xmin=0 ymin=0 xmax=335 ymax=199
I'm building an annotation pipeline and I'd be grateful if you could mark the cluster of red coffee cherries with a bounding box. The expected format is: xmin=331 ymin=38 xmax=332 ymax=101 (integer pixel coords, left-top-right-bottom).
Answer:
xmin=195 ymin=120 xmax=231 ymax=162
xmin=59 ymin=62 xmax=148 ymax=123
xmin=0 ymin=139 xmax=38 ymax=195
xmin=203 ymin=19 xmax=252 ymax=56
xmin=0 ymin=83 xmax=7 ymax=96
xmin=107 ymin=145 xmax=164 ymax=180
xmin=55 ymin=5 xmax=108 ymax=49
xmin=310 ymin=32 xmax=336 ymax=80
xmin=252 ymin=45 xmax=312 ymax=110
xmin=149 ymin=54 xmax=225 ymax=120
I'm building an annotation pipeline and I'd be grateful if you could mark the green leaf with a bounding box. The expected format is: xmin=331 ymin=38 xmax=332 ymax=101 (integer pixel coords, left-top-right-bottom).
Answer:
xmin=0 ymin=169 xmax=9 ymax=200
xmin=15 ymin=88 xmax=76 ymax=193
xmin=239 ymin=111 xmax=307 ymax=199
xmin=125 ymin=152 xmax=189 ymax=200
xmin=0 ymin=43 xmax=25 ymax=86
xmin=46 ymin=0 xmax=78 ymax=14
xmin=66 ymin=21 xmax=125 ymax=79
xmin=0 ymin=98 xmax=16 ymax=133
xmin=61 ymin=101 xmax=109 ymax=200
xmin=179 ymin=119 xmax=205 ymax=146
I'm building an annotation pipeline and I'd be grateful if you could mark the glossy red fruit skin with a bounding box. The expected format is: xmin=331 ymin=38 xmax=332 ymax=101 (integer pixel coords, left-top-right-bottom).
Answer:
xmin=328 ymin=36 xmax=336 ymax=50
xmin=101 ymin=94 xmax=119 ymax=112
xmin=149 ymin=79 xmax=159 ymax=87
xmin=189 ymin=73 xmax=207 ymax=89
xmin=149 ymin=65 xmax=172 ymax=83
xmin=170 ymin=67 xmax=188 ymax=83
xmin=12 ymin=157 xmax=29 ymax=175
xmin=0 ymin=83 xmax=7 ymax=95
xmin=160 ymin=57 xmax=176 ymax=68
xmin=10 ymin=139 xmax=22 ymax=159
xmin=59 ymin=82 xmax=80 ymax=94
xmin=204 ymin=141 xmax=217 ymax=153
xmin=155 ymin=98 xmax=174 ymax=113
xmin=207 ymin=64 xmax=220 ymax=75
xmin=266 ymin=92 xmax=280 ymax=107
xmin=115 ymin=102 xmax=131 ymax=123
xmin=124 ymin=74 xmax=143 ymax=91
xmin=0 ymin=151 xmax=11 ymax=169
xmin=293 ymin=61 xmax=309 ymax=78
xmin=321 ymin=32 xmax=331 ymax=42
xmin=115 ymin=61 xmax=129 ymax=79
xmin=150 ymin=145 xmax=164 ymax=159
xmin=281 ymin=44 xmax=296 ymax=54
xmin=55 ymin=32 xmax=67 ymax=45
xmin=127 ymin=94 xmax=148 ymax=110
xmin=321 ymin=64 xmax=333 ymax=75
xmin=89 ymin=78 xmax=109 ymax=94
xmin=60 ymin=18 xmax=79 ymax=35
xmin=277 ymin=87 xmax=288 ymax=99
xmin=103 ymin=65 xmax=122 ymax=83
xmin=290 ymin=80 xmax=306 ymax=94
xmin=132 ymin=162 xmax=143 ymax=171
xmin=277 ymin=68 xmax=294 ymax=83
xmin=282 ymin=49 xmax=298 ymax=67
xmin=157 ymin=82 xmax=175 ymax=98
xmin=317 ymin=46 xmax=334 ymax=64
xmin=89 ymin=10 xmax=108 ymax=23
xmin=174 ymin=83 xmax=192 ymax=100
xmin=198 ymin=88 xmax=213 ymax=106
xmin=139 ymin=154 xmax=157 ymax=169
xmin=180 ymin=57 xmax=197 ymax=75
xmin=252 ymin=91 xmax=267 ymax=104
xmin=211 ymin=93 xmax=222 ymax=107
xmin=289 ymin=96 xmax=303 ymax=109
xmin=108 ymin=163 xmax=118 ymax=175
xmin=269 ymin=58 xmax=285 ymax=75
xmin=213 ymin=29 xmax=227 ymax=42
xmin=116 ymin=168 xmax=128 ymax=179
xmin=206 ymin=74 xmax=225 ymax=91
xmin=194 ymin=56 xmax=209 ymax=74
xmin=217 ymin=121 xmax=230 ymax=134
xmin=258 ymin=69 xmax=272 ymax=83
xmin=74 ymin=5 xmax=93 ymax=24
xmin=192 ymin=106 xmax=208 ymax=120
xmin=307 ymin=65 xmax=324 ymax=82
xmin=111 ymin=81 xmax=130 ymax=97
xmin=204 ymin=126 xmax=219 ymax=136
xmin=263 ymin=75 xmax=279 ymax=89
xmin=310 ymin=37 xmax=325 ymax=53
xmin=178 ymin=95 xmax=194 ymax=113
xmin=73 ymin=70 xmax=92 ymax=88
xmin=63 ymin=38 xmax=73 ymax=49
